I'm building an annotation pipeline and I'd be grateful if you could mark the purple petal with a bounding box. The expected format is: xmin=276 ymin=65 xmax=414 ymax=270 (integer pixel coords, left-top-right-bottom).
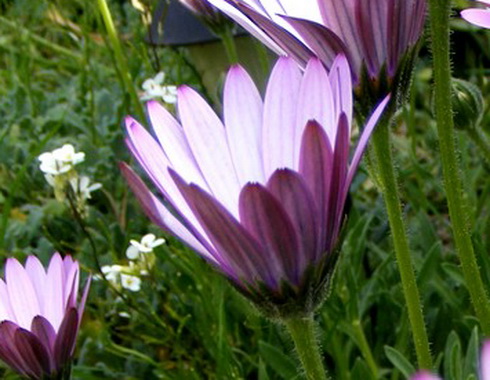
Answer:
xmin=146 ymin=101 xmax=209 ymax=191
xmin=229 ymin=1 xmax=314 ymax=66
xmin=461 ymin=8 xmax=490 ymax=29
xmin=14 ymin=328 xmax=51 ymax=377
xmin=5 ymin=258 xmax=40 ymax=329
xmin=208 ymin=0 xmax=286 ymax=54
xmin=63 ymin=257 xmax=79 ymax=309
xmin=327 ymin=113 xmax=350 ymax=249
xmin=318 ymin=0 xmax=363 ymax=75
xmin=266 ymin=169 xmax=320 ymax=272
xmin=283 ymin=16 xmax=349 ymax=72
xmin=355 ymin=0 xmax=388 ymax=77
xmin=262 ymin=57 xmax=302 ymax=177
xmin=53 ymin=308 xmax=78 ymax=370
xmin=120 ymin=163 xmax=214 ymax=261
xmin=0 ymin=321 xmax=32 ymax=377
xmin=177 ymin=86 xmax=241 ymax=216
xmin=387 ymin=0 xmax=410 ymax=76
xmin=170 ymin=172 xmax=273 ymax=287
xmin=345 ymin=94 xmax=391 ymax=193
xmin=224 ymin=64 xmax=265 ymax=185
xmin=299 ymin=120 xmax=333 ymax=254
xmin=295 ymin=58 xmax=335 ymax=163
xmin=31 ymin=316 xmax=56 ymax=355
xmin=239 ymin=183 xmax=300 ymax=285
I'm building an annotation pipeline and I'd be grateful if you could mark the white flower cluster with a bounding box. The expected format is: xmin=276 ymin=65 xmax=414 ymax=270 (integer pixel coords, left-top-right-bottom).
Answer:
xmin=38 ymin=144 xmax=101 ymax=215
xmin=99 ymin=234 xmax=165 ymax=292
xmin=140 ymin=72 xmax=177 ymax=104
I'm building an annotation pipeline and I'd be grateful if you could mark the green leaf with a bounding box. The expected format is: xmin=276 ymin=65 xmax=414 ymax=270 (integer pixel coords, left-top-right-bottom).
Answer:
xmin=259 ymin=340 xmax=298 ymax=380
xmin=384 ymin=345 xmax=416 ymax=378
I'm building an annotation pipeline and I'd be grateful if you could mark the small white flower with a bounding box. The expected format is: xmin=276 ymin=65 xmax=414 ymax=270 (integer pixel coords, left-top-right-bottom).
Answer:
xmin=52 ymin=144 xmax=85 ymax=166
xmin=101 ymin=264 xmax=123 ymax=283
xmin=127 ymin=233 xmax=165 ymax=260
xmin=70 ymin=176 xmax=102 ymax=200
xmin=140 ymin=72 xmax=178 ymax=104
xmin=38 ymin=144 xmax=85 ymax=176
xmin=38 ymin=152 xmax=72 ymax=175
xmin=120 ymin=274 xmax=142 ymax=292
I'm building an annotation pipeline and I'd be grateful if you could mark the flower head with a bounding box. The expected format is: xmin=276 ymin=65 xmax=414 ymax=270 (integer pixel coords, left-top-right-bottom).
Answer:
xmin=0 ymin=253 xmax=90 ymax=379
xmin=122 ymin=55 xmax=389 ymax=317
xmin=461 ymin=1 xmax=490 ymax=29
xmin=208 ymin=0 xmax=425 ymax=110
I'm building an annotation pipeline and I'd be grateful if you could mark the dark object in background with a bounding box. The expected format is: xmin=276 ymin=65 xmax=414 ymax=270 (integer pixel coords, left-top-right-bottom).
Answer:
xmin=148 ymin=0 xmax=243 ymax=46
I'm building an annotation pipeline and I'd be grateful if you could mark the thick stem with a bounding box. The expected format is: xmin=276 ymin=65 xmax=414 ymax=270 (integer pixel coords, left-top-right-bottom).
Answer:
xmin=371 ymin=118 xmax=433 ymax=369
xmin=428 ymin=0 xmax=490 ymax=335
xmin=284 ymin=315 xmax=327 ymax=380
xmin=97 ymin=0 xmax=145 ymax=121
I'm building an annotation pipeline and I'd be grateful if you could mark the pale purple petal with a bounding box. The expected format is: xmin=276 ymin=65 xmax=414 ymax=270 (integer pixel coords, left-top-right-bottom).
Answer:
xmin=329 ymin=54 xmax=353 ymax=127
xmin=5 ymin=258 xmax=40 ymax=329
xmin=0 ymin=279 xmax=14 ymax=322
xmin=177 ymin=86 xmax=241 ymax=216
xmin=25 ymin=256 xmax=47 ymax=309
xmin=146 ymin=101 xmax=209 ymax=191
xmin=44 ymin=254 xmax=65 ymax=332
xmin=262 ymin=57 xmax=302 ymax=177
xmin=119 ymin=163 xmax=215 ymax=261
xmin=224 ymin=65 xmax=265 ymax=185
xmin=461 ymin=8 xmax=490 ymax=29
xmin=295 ymin=57 xmax=335 ymax=164
xmin=481 ymin=340 xmax=490 ymax=380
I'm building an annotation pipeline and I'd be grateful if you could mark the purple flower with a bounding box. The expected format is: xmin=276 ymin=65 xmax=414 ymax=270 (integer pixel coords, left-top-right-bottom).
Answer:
xmin=207 ymin=0 xmax=426 ymax=88
xmin=461 ymin=1 xmax=490 ymax=29
xmin=0 ymin=253 xmax=90 ymax=379
xmin=411 ymin=340 xmax=490 ymax=380
xmin=121 ymin=55 xmax=389 ymax=316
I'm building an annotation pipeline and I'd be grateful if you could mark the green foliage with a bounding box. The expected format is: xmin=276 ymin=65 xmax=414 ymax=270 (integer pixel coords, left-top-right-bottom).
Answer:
xmin=1 ymin=1 xmax=490 ymax=379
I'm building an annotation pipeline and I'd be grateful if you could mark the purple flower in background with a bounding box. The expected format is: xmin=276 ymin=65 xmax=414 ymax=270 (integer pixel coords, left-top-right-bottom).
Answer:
xmin=411 ymin=340 xmax=490 ymax=380
xmin=462 ymin=1 xmax=490 ymax=29
xmin=207 ymin=0 xmax=426 ymax=88
xmin=122 ymin=55 xmax=389 ymax=316
xmin=0 ymin=253 xmax=90 ymax=379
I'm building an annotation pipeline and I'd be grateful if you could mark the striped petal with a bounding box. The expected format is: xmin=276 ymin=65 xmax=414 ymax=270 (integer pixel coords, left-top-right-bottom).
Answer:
xmin=224 ymin=65 xmax=265 ymax=185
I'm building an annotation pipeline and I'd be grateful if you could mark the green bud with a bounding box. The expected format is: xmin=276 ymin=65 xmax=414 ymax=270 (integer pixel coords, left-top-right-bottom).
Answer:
xmin=451 ymin=78 xmax=484 ymax=131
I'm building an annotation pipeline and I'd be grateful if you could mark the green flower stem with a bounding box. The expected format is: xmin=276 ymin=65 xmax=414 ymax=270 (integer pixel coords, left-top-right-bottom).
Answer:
xmin=352 ymin=319 xmax=378 ymax=379
xmin=219 ymin=25 xmax=239 ymax=64
xmin=428 ymin=0 xmax=490 ymax=335
xmin=284 ymin=315 xmax=327 ymax=380
xmin=371 ymin=118 xmax=433 ymax=369
xmin=96 ymin=0 xmax=145 ymax=121
xmin=467 ymin=127 xmax=490 ymax=166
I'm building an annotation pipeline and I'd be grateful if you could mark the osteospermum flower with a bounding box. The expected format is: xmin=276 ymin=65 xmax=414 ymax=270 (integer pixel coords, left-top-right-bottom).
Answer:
xmin=0 ymin=253 xmax=90 ymax=380
xmin=461 ymin=1 xmax=490 ymax=29
xmin=208 ymin=0 xmax=425 ymax=108
xmin=121 ymin=55 xmax=389 ymax=316
xmin=411 ymin=341 xmax=490 ymax=380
